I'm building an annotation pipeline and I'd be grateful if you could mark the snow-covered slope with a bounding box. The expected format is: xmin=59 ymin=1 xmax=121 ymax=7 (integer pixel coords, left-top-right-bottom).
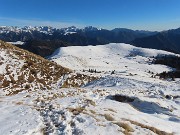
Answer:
xmin=49 ymin=43 xmax=177 ymax=76
xmin=1 ymin=42 xmax=180 ymax=135
xmin=0 ymin=41 xmax=97 ymax=134
xmin=47 ymin=43 xmax=180 ymax=134
xmin=7 ymin=41 xmax=24 ymax=45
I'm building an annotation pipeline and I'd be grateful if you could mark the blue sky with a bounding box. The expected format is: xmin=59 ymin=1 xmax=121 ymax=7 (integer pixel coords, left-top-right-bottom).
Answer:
xmin=0 ymin=0 xmax=180 ymax=31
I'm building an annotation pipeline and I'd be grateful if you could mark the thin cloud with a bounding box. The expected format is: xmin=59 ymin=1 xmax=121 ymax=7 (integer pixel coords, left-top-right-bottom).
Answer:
xmin=0 ymin=17 xmax=85 ymax=28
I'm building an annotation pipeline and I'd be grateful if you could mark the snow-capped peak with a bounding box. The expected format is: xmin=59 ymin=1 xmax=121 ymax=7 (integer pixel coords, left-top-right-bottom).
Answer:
xmin=0 ymin=25 xmax=102 ymax=35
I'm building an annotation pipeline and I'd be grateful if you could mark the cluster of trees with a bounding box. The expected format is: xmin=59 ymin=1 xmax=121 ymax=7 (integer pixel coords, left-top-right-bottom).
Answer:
xmin=154 ymin=55 xmax=180 ymax=79
xmin=88 ymin=69 xmax=97 ymax=73
xmin=82 ymin=69 xmax=100 ymax=73
xmin=82 ymin=69 xmax=116 ymax=75
xmin=154 ymin=55 xmax=180 ymax=69
xmin=157 ymin=71 xmax=180 ymax=80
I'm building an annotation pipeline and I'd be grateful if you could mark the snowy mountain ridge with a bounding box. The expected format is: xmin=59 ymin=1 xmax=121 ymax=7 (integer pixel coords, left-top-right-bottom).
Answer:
xmin=0 ymin=26 xmax=101 ymax=35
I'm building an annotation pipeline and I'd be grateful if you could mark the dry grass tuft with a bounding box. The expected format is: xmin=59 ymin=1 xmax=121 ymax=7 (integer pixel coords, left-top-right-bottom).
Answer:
xmin=1 ymin=79 xmax=10 ymax=87
xmin=127 ymin=119 xmax=173 ymax=135
xmin=89 ymin=110 xmax=96 ymax=114
xmin=86 ymin=99 xmax=96 ymax=106
xmin=83 ymin=111 xmax=101 ymax=122
xmin=104 ymin=114 xmax=115 ymax=121
xmin=107 ymin=108 xmax=117 ymax=113
xmin=114 ymin=122 xmax=134 ymax=133
xmin=40 ymin=127 xmax=47 ymax=135
xmin=68 ymin=107 xmax=85 ymax=115
xmin=15 ymin=101 xmax=23 ymax=105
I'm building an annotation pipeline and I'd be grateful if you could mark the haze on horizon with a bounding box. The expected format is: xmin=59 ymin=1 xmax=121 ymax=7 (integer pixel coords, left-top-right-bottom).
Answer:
xmin=0 ymin=0 xmax=180 ymax=31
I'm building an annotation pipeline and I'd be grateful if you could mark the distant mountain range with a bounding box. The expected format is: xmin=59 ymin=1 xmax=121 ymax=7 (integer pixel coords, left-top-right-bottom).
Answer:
xmin=0 ymin=26 xmax=180 ymax=56
xmin=131 ymin=28 xmax=180 ymax=54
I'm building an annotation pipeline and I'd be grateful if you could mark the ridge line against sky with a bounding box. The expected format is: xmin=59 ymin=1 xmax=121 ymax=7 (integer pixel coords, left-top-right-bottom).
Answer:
xmin=0 ymin=0 xmax=180 ymax=31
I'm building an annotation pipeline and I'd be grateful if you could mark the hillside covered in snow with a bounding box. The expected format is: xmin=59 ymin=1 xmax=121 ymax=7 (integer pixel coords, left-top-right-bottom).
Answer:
xmin=49 ymin=43 xmax=177 ymax=75
xmin=0 ymin=42 xmax=180 ymax=135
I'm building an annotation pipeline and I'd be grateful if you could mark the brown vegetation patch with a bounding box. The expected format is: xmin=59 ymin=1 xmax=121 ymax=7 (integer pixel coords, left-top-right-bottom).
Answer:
xmin=1 ymin=79 xmax=10 ymax=88
xmin=62 ymin=74 xmax=98 ymax=88
xmin=0 ymin=41 xmax=70 ymax=91
xmin=103 ymin=114 xmax=115 ymax=121
xmin=107 ymin=108 xmax=117 ymax=113
xmin=126 ymin=119 xmax=173 ymax=135
xmin=15 ymin=101 xmax=24 ymax=105
xmin=89 ymin=110 xmax=96 ymax=114
xmin=85 ymin=99 xmax=96 ymax=106
xmin=7 ymin=89 xmax=25 ymax=96
xmin=0 ymin=40 xmax=98 ymax=95
xmin=68 ymin=107 xmax=85 ymax=115
xmin=114 ymin=122 xmax=134 ymax=134
xmin=0 ymin=75 xmax=4 ymax=80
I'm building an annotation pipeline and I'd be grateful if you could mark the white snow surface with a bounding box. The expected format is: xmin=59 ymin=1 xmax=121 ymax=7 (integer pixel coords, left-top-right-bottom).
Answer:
xmin=7 ymin=41 xmax=24 ymax=45
xmin=0 ymin=94 xmax=43 ymax=135
xmin=1 ymin=43 xmax=180 ymax=135
xmin=49 ymin=43 xmax=177 ymax=74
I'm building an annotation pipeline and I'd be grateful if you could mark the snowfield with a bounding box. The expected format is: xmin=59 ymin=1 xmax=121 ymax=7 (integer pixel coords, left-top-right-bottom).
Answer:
xmin=49 ymin=43 xmax=176 ymax=75
xmin=0 ymin=43 xmax=180 ymax=135
xmin=7 ymin=41 xmax=25 ymax=45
